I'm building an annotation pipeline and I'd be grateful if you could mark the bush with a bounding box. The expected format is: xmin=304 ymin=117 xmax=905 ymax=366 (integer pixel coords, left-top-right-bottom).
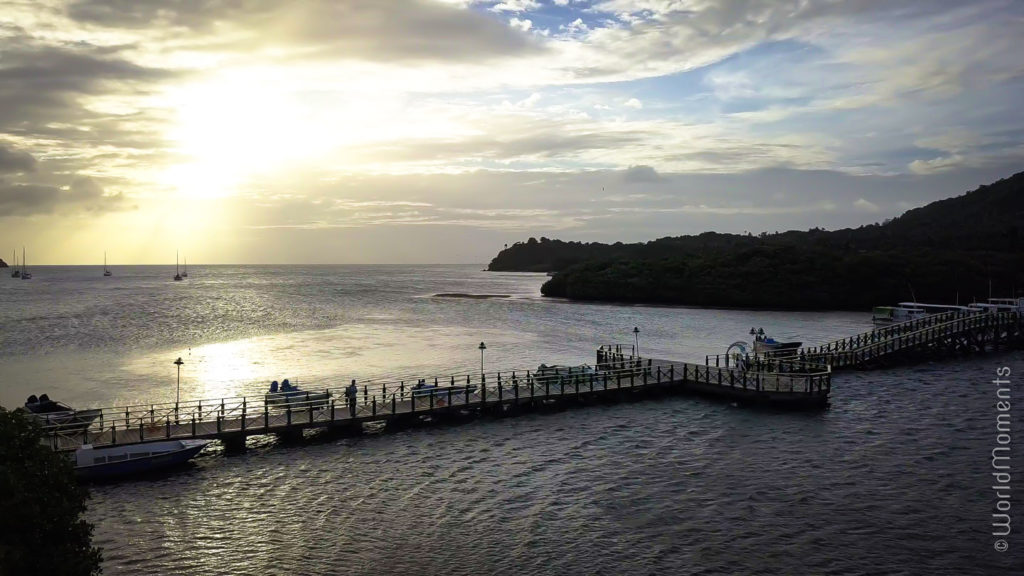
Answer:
xmin=0 ymin=408 xmax=102 ymax=576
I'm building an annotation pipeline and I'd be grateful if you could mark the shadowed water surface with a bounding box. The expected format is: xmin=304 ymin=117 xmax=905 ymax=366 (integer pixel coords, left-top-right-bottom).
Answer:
xmin=1 ymin=266 xmax=1020 ymax=574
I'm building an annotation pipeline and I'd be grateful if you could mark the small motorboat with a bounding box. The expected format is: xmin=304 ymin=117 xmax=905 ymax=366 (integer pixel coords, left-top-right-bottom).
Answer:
xmin=73 ymin=439 xmax=211 ymax=481
xmin=20 ymin=394 xmax=102 ymax=433
xmin=750 ymin=328 xmax=801 ymax=355
xmin=410 ymin=380 xmax=478 ymax=397
xmin=265 ymin=379 xmax=331 ymax=408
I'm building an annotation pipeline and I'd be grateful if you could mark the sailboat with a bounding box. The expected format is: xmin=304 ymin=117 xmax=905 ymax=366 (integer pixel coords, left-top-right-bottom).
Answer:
xmin=103 ymin=252 xmax=112 ymax=277
xmin=174 ymin=251 xmax=183 ymax=281
xmin=20 ymin=247 xmax=31 ymax=280
xmin=182 ymin=257 xmax=188 ymax=278
xmin=11 ymin=250 xmax=20 ymax=278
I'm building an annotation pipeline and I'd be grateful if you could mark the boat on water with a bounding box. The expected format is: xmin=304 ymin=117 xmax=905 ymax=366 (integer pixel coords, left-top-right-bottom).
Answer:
xmin=410 ymin=379 xmax=479 ymax=399
xmin=73 ymin=439 xmax=211 ymax=481
xmin=20 ymin=246 xmax=31 ymax=280
xmin=750 ymin=327 xmax=802 ymax=355
xmin=265 ymin=379 xmax=331 ymax=408
xmin=173 ymin=251 xmax=183 ymax=281
xmin=103 ymin=251 xmax=112 ymax=276
xmin=10 ymin=249 xmax=20 ymax=278
xmin=968 ymin=298 xmax=1024 ymax=314
xmin=871 ymin=305 xmax=928 ymax=326
xmin=20 ymin=394 xmax=102 ymax=432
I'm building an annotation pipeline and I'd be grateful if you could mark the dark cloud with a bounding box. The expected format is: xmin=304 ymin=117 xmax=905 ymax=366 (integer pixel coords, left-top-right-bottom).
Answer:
xmin=0 ymin=143 xmax=36 ymax=174
xmin=622 ymin=165 xmax=663 ymax=183
xmin=0 ymin=36 xmax=177 ymax=135
xmin=67 ymin=0 xmax=541 ymax=63
xmin=0 ymin=176 xmax=130 ymax=216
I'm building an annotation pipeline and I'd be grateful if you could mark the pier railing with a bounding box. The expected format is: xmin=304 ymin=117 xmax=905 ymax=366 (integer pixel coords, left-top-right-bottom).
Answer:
xmin=796 ymin=310 xmax=1020 ymax=368
xmin=40 ymin=348 xmax=831 ymax=451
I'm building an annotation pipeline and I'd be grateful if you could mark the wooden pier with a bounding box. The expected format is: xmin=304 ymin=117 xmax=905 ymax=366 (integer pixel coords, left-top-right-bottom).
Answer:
xmin=795 ymin=310 xmax=1021 ymax=369
xmin=42 ymin=346 xmax=831 ymax=452
xmin=38 ymin=310 xmax=1021 ymax=453
xmin=707 ymin=310 xmax=1023 ymax=372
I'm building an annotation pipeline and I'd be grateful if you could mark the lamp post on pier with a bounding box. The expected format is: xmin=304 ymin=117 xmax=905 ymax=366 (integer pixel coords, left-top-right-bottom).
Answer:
xmin=479 ymin=342 xmax=487 ymax=377
xmin=633 ymin=327 xmax=640 ymax=357
xmin=174 ymin=357 xmax=184 ymax=423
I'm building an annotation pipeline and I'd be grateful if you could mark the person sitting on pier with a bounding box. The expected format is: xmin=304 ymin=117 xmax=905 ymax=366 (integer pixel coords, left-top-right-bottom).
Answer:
xmin=281 ymin=379 xmax=294 ymax=392
xmin=269 ymin=381 xmax=279 ymax=393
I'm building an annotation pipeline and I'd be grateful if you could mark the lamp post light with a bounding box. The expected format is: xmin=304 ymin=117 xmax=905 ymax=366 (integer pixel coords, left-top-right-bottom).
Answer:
xmin=173 ymin=357 xmax=184 ymax=423
xmin=478 ymin=342 xmax=487 ymax=377
xmin=633 ymin=326 xmax=640 ymax=357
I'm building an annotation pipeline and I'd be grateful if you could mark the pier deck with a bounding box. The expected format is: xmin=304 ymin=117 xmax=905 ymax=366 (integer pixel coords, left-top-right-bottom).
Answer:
xmin=42 ymin=348 xmax=830 ymax=452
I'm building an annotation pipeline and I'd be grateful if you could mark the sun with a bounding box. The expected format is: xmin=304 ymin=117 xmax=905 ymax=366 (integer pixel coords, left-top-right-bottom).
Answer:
xmin=160 ymin=67 xmax=338 ymax=198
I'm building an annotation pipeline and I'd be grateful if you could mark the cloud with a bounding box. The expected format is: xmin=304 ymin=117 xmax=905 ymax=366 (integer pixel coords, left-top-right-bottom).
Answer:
xmin=491 ymin=0 xmax=541 ymax=13
xmin=622 ymin=165 xmax=663 ymax=183
xmin=0 ymin=144 xmax=36 ymax=174
xmin=509 ymin=17 xmax=532 ymax=32
xmin=66 ymin=0 xmax=543 ymax=64
xmin=853 ymin=198 xmax=881 ymax=212
xmin=624 ymin=98 xmax=643 ymax=109
xmin=0 ymin=174 xmax=130 ymax=216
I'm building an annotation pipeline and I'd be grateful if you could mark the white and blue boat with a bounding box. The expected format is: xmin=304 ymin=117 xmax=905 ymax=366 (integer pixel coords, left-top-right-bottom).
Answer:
xmin=73 ymin=439 xmax=211 ymax=481
xmin=265 ymin=379 xmax=331 ymax=408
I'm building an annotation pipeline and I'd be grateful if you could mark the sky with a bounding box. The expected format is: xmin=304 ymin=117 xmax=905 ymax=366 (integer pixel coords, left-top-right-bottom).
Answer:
xmin=0 ymin=0 xmax=1022 ymax=264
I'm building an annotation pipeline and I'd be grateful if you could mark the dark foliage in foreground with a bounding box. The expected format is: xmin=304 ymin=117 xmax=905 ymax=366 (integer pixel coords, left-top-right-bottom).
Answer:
xmin=487 ymin=171 xmax=1024 ymax=309
xmin=0 ymin=408 xmax=102 ymax=576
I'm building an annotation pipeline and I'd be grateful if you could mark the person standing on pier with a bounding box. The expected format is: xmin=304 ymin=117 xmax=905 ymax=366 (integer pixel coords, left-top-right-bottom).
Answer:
xmin=345 ymin=380 xmax=358 ymax=417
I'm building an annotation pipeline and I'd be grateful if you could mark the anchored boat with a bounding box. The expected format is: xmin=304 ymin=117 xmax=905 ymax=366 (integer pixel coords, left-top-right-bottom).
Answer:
xmin=20 ymin=394 xmax=101 ymax=432
xmin=265 ymin=379 xmax=331 ymax=408
xmin=750 ymin=327 xmax=801 ymax=355
xmin=73 ymin=439 xmax=211 ymax=481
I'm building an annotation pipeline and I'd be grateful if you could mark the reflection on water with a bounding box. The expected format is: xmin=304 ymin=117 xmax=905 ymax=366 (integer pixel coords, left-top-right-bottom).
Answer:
xmin=3 ymin=265 xmax=1018 ymax=574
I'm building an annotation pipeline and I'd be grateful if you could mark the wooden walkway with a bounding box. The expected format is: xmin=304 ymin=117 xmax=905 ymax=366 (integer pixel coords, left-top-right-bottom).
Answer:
xmin=44 ymin=346 xmax=831 ymax=452
xmin=706 ymin=310 xmax=1023 ymax=372
xmin=795 ymin=310 xmax=1022 ymax=369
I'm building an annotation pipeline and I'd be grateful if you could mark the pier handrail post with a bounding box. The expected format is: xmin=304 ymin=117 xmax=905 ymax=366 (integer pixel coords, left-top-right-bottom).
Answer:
xmin=481 ymin=373 xmax=487 ymax=407
xmin=669 ymin=364 xmax=674 ymax=381
xmin=392 ymin=393 xmax=397 ymax=415
xmin=373 ymin=396 xmax=377 ymax=416
xmin=192 ymin=415 xmax=197 ymax=437
xmin=241 ymin=399 xmax=247 ymax=432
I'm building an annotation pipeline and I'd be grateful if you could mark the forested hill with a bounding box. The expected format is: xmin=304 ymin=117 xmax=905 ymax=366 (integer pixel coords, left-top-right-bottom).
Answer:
xmin=487 ymin=171 xmax=1024 ymax=309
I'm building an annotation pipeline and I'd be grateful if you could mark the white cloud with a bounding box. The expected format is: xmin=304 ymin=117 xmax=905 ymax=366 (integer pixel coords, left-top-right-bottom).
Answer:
xmin=624 ymin=98 xmax=643 ymax=109
xmin=853 ymin=198 xmax=880 ymax=212
xmin=509 ymin=17 xmax=532 ymax=32
xmin=491 ymin=0 xmax=541 ymax=13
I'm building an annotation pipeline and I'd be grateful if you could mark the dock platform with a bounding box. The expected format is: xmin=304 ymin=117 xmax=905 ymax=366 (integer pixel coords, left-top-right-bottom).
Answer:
xmin=41 ymin=346 xmax=830 ymax=452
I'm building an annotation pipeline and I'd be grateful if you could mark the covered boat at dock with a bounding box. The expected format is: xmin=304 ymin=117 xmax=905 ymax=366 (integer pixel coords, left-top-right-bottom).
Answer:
xmin=73 ymin=439 xmax=211 ymax=481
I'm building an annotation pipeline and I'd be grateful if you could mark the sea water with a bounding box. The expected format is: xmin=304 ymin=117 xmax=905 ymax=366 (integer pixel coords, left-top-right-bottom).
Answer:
xmin=1 ymin=265 xmax=1019 ymax=574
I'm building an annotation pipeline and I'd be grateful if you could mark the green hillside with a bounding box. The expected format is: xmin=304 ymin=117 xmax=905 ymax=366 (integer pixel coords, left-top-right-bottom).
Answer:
xmin=487 ymin=171 xmax=1024 ymax=309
